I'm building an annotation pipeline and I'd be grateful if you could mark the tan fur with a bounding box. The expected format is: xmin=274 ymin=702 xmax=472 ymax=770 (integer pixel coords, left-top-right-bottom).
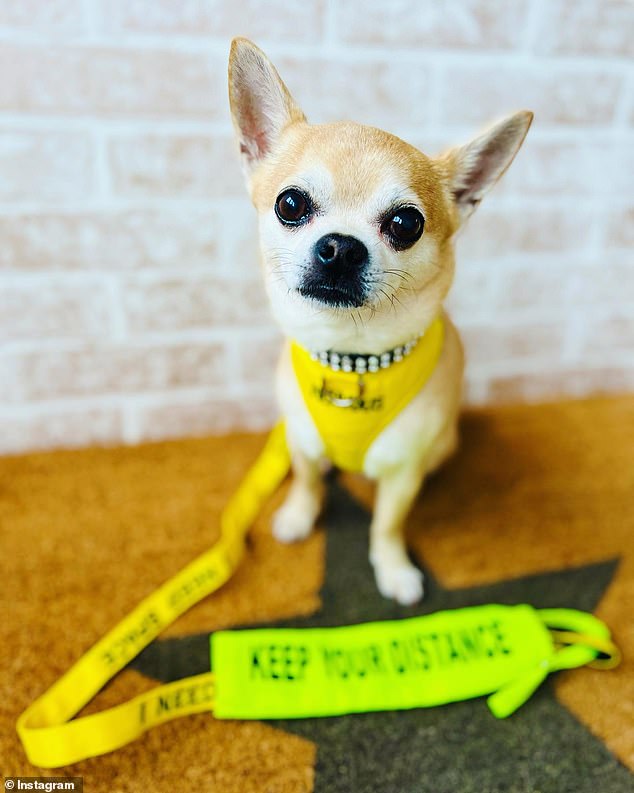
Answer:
xmin=228 ymin=37 xmax=532 ymax=604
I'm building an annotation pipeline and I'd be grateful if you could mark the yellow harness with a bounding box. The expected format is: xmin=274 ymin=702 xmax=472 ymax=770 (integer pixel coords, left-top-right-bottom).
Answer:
xmin=290 ymin=316 xmax=445 ymax=472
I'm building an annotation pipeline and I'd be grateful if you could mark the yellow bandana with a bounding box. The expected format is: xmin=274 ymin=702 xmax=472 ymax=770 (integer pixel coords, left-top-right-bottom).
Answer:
xmin=290 ymin=316 xmax=445 ymax=472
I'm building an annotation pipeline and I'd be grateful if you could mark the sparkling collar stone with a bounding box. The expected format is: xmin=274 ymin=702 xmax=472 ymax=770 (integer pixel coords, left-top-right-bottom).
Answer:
xmin=309 ymin=335 xmax=421 ymax=374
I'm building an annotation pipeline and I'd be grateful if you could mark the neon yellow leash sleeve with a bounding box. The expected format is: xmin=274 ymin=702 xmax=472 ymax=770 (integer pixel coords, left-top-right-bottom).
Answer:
xmin=16 ymin=422 xmax=621 ymax=769
xmin=211 ymin=605 xmax=620 ymax=720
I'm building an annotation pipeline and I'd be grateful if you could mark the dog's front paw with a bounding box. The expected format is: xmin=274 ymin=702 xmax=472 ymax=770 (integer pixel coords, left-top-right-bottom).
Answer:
xmin=374 ymin=562 xmax=424 ymax=605
xmin=272 ymin=503 xmax=314 ymax=543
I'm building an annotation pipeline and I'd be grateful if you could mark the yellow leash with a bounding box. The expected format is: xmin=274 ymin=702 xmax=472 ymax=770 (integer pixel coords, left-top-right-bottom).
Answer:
xmin=17 ymin=320 xmax=446 ymax=768
xmin=17 ymin=423 xmax=291 ymax=769
xmin=15 ymin=407 xmax=622 ymax=768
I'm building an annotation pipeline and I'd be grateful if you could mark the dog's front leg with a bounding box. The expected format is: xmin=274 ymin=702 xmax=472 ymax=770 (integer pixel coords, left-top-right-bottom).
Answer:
xmin=272 ymin=448 xmax=325 ymax=543
xmin=369 ymin=465 xmax=425 ymax=605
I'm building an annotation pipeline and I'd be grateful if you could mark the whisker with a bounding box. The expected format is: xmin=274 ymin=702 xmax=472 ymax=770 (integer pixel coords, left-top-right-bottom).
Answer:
xmin=383 ymin=268 xmax=413 ymax=283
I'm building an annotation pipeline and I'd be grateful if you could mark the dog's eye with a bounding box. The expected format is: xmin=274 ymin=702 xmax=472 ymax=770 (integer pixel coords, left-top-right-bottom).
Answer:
xmin=275 ymin=189 xmax=311 ymax=225
xmin=383 ymin=207 xmax=425 ymax=249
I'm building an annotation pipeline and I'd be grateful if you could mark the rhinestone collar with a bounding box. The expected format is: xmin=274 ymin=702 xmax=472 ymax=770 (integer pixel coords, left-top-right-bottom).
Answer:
xmin=309 ymin=335 xmax=421 ymax=374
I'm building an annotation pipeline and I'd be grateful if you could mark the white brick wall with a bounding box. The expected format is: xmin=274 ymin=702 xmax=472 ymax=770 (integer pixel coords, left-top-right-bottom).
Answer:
xmin=0 ymin=0 xmax=632 ymax=454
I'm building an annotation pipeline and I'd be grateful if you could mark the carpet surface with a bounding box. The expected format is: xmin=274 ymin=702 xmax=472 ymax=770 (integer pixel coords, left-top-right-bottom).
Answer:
xmin=2 ymin=397 xmax=633 ymax=792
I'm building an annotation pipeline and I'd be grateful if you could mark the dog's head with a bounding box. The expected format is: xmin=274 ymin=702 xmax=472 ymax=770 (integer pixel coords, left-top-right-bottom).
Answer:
xmin=228 ymin=38 xmax=532 ymax=350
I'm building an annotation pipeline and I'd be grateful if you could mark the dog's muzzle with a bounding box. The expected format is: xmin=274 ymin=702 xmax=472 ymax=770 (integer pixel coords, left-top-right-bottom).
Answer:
xmin=298 ymin=233 xmax=369 ymax=308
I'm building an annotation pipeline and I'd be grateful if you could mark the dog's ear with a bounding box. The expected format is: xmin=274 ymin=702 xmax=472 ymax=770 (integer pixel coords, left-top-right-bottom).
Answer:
xmin=441 ymin=111 xmax=533 ymax=224
xmin=228 ymin=38 xmax=305 ymax=174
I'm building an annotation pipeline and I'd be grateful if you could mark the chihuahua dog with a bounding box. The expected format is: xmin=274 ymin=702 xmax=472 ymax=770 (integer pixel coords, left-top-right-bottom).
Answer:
xmin=228 ymin=38 xmax=532 ymax=605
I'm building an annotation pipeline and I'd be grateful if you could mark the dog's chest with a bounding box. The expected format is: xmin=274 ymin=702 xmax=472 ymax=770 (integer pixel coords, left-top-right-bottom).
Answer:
xmin=279 ymin=318 xmax=454 ymax=476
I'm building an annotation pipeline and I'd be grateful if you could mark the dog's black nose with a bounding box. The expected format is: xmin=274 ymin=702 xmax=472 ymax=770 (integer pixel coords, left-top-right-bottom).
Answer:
xmin=300 ymin=233 xmax=369 ymax=307
xmin=315 ymin=234 xmax=368 ymax=268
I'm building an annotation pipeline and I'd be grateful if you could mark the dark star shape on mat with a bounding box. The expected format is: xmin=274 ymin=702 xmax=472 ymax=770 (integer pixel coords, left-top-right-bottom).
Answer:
xmin=130 ymin=480 xmax=632 ymax=793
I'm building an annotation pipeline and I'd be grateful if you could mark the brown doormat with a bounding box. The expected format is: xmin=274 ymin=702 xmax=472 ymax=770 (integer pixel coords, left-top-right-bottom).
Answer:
xmin=2 ymin=397 xmax=633 ymax=792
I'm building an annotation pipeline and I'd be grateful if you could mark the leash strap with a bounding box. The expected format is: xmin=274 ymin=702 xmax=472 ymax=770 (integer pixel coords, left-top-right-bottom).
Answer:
xmin=16 ymin=423 xmax=621 ymax=768
xmin=17 ymin=423 xmax=291 ymax=769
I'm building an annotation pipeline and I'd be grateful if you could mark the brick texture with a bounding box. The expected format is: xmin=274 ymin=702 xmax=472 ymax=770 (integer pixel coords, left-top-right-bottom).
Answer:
xmin=102 ymin=0 xmax=325 ymax=42
xmin=0 ymin=280 xmax=113 ymax=341
xmin=461 ymin=322 xmax=567 ymax=367
xmin=456 ymin=207 xmax=597 ymax=259
xmin=0 ymin=211 xmax=222 ymax=271
xmin=334 ymin=0 xmax=529 ymax=50
xmin=568 ymin=256 xmax=634 ymax=305
xmin=439 ymin=66 xmax=623 ymax=126
xmin=119 ymin=275 xmax=272 ymax=332
xmin=533 ymin=0 xmax=634 ymax=57
xmin=0 ymin=0 xmax=632 ymax=454
xmin=487 ymin=367 xmax=634 ymax=404
xmin=236 ymin=331 xmax=285 ymax=386
xmin=0 ymin=0 xmax=86 ymax=34
xmin=0 ymin=408 xmax=123 ymax=456
xmin=276 ymin=56 xmax=432 ymax=127
xmin=605 ymin=207 xmax=634 ymax=249
xmin=133 ymin=394 xmax=278 ymax=442
xmin=108 ymin=134 xmax=243 ymax=198
xmin=1 ymin=343 xmax=227 ymax=403
xmin=0 ymin=47 xmax=225 ymax=118
xmin=494 ymin=138 xmax=633 ymax=198
xmin=578 ymin=312 xmax=634 ymax=355
xmin=0 ymin=132 xmax=94 ymax=201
